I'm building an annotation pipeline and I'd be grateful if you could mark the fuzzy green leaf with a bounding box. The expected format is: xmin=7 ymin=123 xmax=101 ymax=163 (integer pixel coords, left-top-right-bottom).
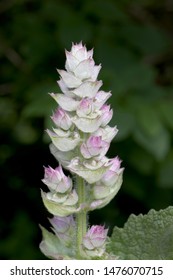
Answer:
xmin=108 ymin=206 xmax=173 ymax=259
xmin=39 ymin=226 xmax=74 ymax=259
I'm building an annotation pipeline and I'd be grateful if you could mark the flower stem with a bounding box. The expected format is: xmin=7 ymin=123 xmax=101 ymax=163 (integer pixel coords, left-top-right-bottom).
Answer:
xmin=76 ymin=175 xmax=87 ymax=259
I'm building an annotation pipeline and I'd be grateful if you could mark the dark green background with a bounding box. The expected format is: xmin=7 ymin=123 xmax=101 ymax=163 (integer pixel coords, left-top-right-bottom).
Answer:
xmin=1 ymin=0 xmax=173 ymax=259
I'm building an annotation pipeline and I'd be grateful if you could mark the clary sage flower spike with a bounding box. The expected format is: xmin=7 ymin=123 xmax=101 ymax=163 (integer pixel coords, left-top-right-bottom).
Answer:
xmin=40 ymin=42 xmax=124 ymax=260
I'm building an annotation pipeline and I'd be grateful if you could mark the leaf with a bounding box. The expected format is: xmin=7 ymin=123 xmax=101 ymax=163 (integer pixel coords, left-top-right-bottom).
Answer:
xmin=39 ymin=226 xmax=74 ymax=259
xmin=83 ymin=0 xmax=128 ymax=22
xmin=157 ymin=152 xmax=173 ymax=188
xmin=134 ymin=126 xmax=170 ymax=160
xmin=58 ymin=12 xmax=92 ymax=46
xmin=111 ymin=107 xmax=135 ymax=141
xmin=22 ymin=83 xmax=57 ymax=118
xmin=96 ymin=44 xmax=155 ymax=91
xmin=128 ymin=146 xmax=154 ymax=175
xmin=120 ymin=24 xmax=170 ymax=55
xmin=136 ymin=103 xmax=163 ymax=137
xmin=159 ymin=100 xmax=173 ymax=130
xmin=13 ymin=120 xmax=39 ymax=144
xmin=108 ymin=206 xmax=173 ymax=259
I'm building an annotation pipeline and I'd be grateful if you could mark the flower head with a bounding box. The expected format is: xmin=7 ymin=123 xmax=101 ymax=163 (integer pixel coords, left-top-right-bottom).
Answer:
xmin=40 ymin=42 xmax=124 ymax=260
xmin=51 ymin=107 xmax=72 ymax=130
xmin=42 ymin=165 xmax=72 ymax=193
xmin=49 ymin=215 xmax=75 ymax=246
xmin=80 ymin=135 xmax=109 ymax=159
xmin=82 ymin=225 xmax=108 ymax=258
xmin=100 ymin=104 xmax=113 ymax=127
xmin=102 ymin=156 xmax=123 ymax=187
xmin=65 ymin=42 xmax=93 ymax=73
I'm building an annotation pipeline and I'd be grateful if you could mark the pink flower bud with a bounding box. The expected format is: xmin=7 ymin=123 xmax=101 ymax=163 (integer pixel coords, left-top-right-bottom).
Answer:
xmin=42 ymin=165 xmax=72 ymax=193
xmin=76 ymin=98 xmax=93 ymax=117
xmin=102 ymin=156 xmax=122 ymax=186
xmin=65 ymin=42 xmax=100 ymax=81
xmin=50 ymin=215 xmax=75 ymax=233
xmin=100 ymin=104 xmax=113 ymax=126
xmin=49 ymin=215 xmax=75 ymax=245
xmin=70 ymin=42 xmax=93 ymax=62
xmin=93 ymin=125 xmax=118 ymax=143
xmin=80 ymin=136 xmax=109 ymax=159
xmin=51 ymin=107 xmax=72 ymax=130
xmin=82 ymin=225 xmax=108 ymax=257
xmin=94 ymin=90 xmax=111 ymax=109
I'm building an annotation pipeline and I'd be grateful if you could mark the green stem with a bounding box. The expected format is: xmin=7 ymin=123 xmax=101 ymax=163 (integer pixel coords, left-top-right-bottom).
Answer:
xmin=76 ymin=176 xmax=87 ymax=259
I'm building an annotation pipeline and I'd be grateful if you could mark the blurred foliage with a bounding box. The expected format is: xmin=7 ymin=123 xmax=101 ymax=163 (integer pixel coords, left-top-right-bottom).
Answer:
xmin=0 ymin=0 xmax=173 ymax=259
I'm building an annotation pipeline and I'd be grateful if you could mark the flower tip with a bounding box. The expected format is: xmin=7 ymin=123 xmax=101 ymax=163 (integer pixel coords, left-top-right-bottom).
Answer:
xmin=56 ymin=68 xmax=61 ymax=75
xmin=48 ymin=92 xmax=55 ymax=99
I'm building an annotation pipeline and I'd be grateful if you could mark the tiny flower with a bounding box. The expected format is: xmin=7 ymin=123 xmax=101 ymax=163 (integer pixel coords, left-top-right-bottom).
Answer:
xmin=94 ymin=91 xmax=112 ymax=109
xmin=46 ymin=128 xmax=80 ymax=152
xmin=60 ymin=42 xmax=101 ymax=85
xmin=49 ymin=215 xmax=75 ymax=246
xmin=39 ymin=225 xmax=75 ymax=260
xmin=71 ymin=42 xmax=93 ymax=60
xmin=57 ymin=69 xmax=82 ymax=88
xmin=80 ymin=136 xmax=109 ymax=159
xmin=73 ymin=58 xmax=95 ymax=80
xmin=49 ymin=215 xmax=75 ymax=234
xmin=51 ymin=107 xmax=72 ymax=130
xmin=41 ymin=189 xmax=79 ymax=217
xmin=65 ymin=51 xmax=80 ymax=73
xmin=72 ymin=111 xmax=102 ymax=133
xmin=42 ymin=165 xmax=72 ymax=193
xmin=57 ymin=79 xmax=75 ymax=98
xmin=76 ymin=98 xmax=93 ymax=117
xmin=57 ymin=79 xmax=69 ymax=95
xmin=73 ymin=81 xmax=102 ymax=98
xmin=49 ymin=143 xmax=76 ymax=168
xmin=93 ymin=125 xmax=118 ymax=143
xmin=65 ymin=43 xmax=93 ymax=73
xmin=91 ymin=168 xmax=123 ymax=210
xmin=50 ymin=93 xmax=80 ymax=112
xmin=100 ymin=104 xmax=113 ymax=127
xmin=45 ymin=189 xmax=78 ymax=206
xmin=82 ymin=225 xmax=108 ymax=258
xmin=68 ymin=157 xmax=110 ymax=184
xmin=65 ymin=42 xmax=101 ymax=81
xmin=102 ymin=156 xmax=123 ymax=187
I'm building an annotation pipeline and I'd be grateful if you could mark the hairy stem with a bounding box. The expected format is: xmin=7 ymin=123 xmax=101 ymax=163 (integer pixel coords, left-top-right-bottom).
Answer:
xmin=76 ymin=176 xmax=87 ymax=259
